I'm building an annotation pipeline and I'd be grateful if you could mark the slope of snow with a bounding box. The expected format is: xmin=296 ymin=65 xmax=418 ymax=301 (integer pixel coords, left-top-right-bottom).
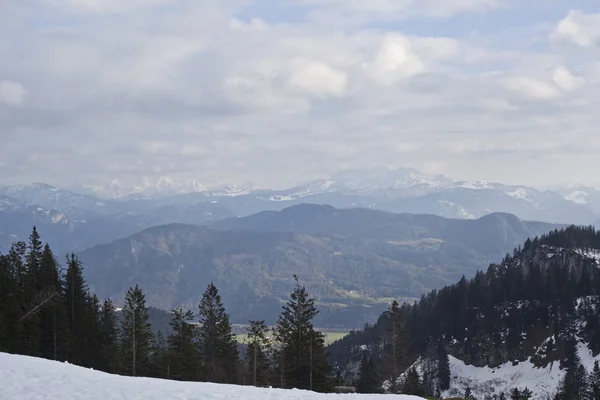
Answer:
xmin=0 ymin=352 xmax=425 ymax=400
xmin=442 ymin=342 xmax=600 ymax=400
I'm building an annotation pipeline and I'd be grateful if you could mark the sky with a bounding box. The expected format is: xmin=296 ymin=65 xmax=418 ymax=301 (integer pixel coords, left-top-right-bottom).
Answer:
xmin=0 ymin=0 xmax=599 ymax=190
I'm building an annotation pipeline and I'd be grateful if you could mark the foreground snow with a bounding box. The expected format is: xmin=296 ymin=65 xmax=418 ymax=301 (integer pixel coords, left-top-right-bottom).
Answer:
xmin=0 ymin=352 xmax=424 ymax=400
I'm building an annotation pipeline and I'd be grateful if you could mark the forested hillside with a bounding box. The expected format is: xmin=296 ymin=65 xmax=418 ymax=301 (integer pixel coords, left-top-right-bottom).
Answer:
xmin=77 ymin=206 xmax=561 ymax=327
xmin=328 ymin=226 xmax=600 ymax=399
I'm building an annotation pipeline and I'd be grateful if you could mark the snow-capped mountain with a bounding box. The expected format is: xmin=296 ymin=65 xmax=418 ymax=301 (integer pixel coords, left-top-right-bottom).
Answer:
xmin=3 ymin=167 xmax=600 ymax=225
xmin=70 ymin=177 xmax=255 ymax=200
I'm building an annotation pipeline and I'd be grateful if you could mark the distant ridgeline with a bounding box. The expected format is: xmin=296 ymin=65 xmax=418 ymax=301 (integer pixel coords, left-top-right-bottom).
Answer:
xmin=328 ymin=226 xmax=600 ymax=399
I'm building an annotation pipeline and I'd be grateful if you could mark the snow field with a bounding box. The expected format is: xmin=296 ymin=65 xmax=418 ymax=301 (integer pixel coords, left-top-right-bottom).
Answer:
xmin=0 ymin=352 xmax=425 ymax=400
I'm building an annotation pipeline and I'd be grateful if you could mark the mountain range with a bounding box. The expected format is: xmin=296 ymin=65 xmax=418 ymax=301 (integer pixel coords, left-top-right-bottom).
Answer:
xmin=76 ymin=204 xmax=562 ymax=328
xmin=2 ymin=168 xmax=600 ymax=237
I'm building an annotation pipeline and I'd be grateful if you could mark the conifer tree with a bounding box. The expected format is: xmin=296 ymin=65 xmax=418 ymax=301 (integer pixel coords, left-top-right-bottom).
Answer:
xmin=197 ymin=283 xmax=239 ymax=384
xmin=273 ymin=275 xmax=331 ymax=392
xmin=151 ymin=331 xmax=170 ymax=379
xmin=120 ymin=285 xmax=154 ymax=376
xmin=588 ymin=361 xmax=600 ymax=400
xmin=167 ymin=307 xmax=199 ymax=381
xmin=356 ymin=354 xmax=379 ymax=393
xmin=38 ymin=244 xmax=70 ymax=361
xmin=436 ymin=341 xmax=451 ymax=391
xmin=402 ymin=367 xmax=424 ymax=396
xmin=245 ymin=319 xmax=271 ymax=387
xmin=26 ymin=227 xmax=43 ymax=292
xmin=64 ymin=253 xmax=89 ymax=364
xmin=379 ymin=300 xmax=410 ymax=393
xmin=99 ymin=298 xmax=119 ymax=373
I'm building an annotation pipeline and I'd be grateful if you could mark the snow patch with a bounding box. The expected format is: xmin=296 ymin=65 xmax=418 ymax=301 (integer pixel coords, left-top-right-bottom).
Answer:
xmin=443 ymin=342 xmax=600 ymax=400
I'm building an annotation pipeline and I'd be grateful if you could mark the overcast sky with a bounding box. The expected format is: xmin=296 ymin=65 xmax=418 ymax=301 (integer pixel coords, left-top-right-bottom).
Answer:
xmin=1 ymin=0 xmax=599 ymax=190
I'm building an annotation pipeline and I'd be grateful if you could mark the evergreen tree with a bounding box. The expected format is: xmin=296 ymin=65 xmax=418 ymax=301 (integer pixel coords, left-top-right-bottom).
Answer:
xmin=273 ymin=275 xmax=332 ymax=392
xmin=402 ymin=367 xmax=424 ymax=396
xmin=99 ymin=298 xmax=119 ymax=373
xmin=379 ymin=300 xmax=410 ymax=393
xmin=151 ymin=331 xmax=170 ymax=379
xmin=510 ymin=388 xmax=521 ymax=400
xmin=167 ymin=306 xmax=199 ymax=381
xmin=588 ymin=361 xmax=600 ymax=400
xmin=26 ymin=227 xmax=43 ymax=292
xmin=197 ymin=283 xmax=239 ymax=384
xmin=64 ymin=253 xmax=89 ymax=364
xmin=37 ymin=244 xmax=70 ymax=361
xmin=436 ymin=341 xmax=451 ymax=391
xmin=245 ymin=319 xmax=271 ymax=387
xmin=356 ymin=354 xmax=379 ymax=394
xmin=119 ymin=285 xmax=154 ymax=376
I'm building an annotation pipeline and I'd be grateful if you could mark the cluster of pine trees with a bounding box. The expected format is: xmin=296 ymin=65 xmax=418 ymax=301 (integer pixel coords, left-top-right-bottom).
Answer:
xmin=0 ymin=229 xmax=334 ymax=391
xmin=330 ymin=226 xmax=600 ymax=399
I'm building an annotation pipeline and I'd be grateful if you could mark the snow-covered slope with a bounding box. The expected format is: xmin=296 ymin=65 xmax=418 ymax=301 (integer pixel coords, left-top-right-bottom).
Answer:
xmin=0 ymin=352 xmax=425 ymax=400
xmin=443 ymin=341 xmax=600 ymax=399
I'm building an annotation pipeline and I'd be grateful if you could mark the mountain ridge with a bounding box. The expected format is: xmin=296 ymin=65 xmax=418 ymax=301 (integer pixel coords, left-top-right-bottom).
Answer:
xmin=77 ymin=206 xmax=563 ymax=328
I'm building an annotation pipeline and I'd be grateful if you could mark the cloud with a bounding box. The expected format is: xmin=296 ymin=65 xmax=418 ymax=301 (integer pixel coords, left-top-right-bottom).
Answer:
xmin=552 ymin=66 xmax=585 ymax=92
xmin=551 ymin=10 xmax=600 ymax=48
xmin=0 ymin=81 xmax=26 ymax=106
xmin=369 ymin=34 xmax=426 ymax=85
xmin=503 ymin=76 xmax=561 ymax=100
xmin=288 ymin=59 xmax=348 ymax=97
xmin=0 ymin=2 xmax=599 ymax=189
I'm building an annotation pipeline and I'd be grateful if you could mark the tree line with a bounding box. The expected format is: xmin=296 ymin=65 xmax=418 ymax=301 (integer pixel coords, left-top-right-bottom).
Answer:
xmin=0 ymin=228 xmax=334 ymax=391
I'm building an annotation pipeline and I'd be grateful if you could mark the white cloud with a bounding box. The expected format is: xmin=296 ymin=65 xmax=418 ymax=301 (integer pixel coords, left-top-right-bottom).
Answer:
xmin=369 ymin=34 xmax=426 ymax=85
xmin=0 ymin=3 xmax=599 ymax=189
xmin=503 ymin=76 xmax=561 ymax=100
xmin=551 ymin=10 xmax=600 ymax=47
xmin=552 ymin=66 xmax=585 ymax=92
xmin=288 ymin=59 xmax=348 ymax=97
xmin=0 ymin=81 xmax=26 ymax=106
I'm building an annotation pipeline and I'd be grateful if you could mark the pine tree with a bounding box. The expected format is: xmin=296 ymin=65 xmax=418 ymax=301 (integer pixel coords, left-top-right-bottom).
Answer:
xmin=245 ymin=320 xmax=271 ymax=387
xmin=402 ymin=367 xmax=424 ymax=396
xmin=26 ymin=227 xmax=43 ymax=292
xmin=151 ymin=331 xmax=170 ymax=379
xmin=197 ymin=283 xmax=239 ymax=384
xmin=436 ymin=341 xmax=451 ymax=391
xmin=167 ymin=306 xmax=199 ymax=381
xmin=0 ymin=249 xmax=23 ymax=353
xmin=356 ymin=354 xmax=380 ymax=393
xmin=119 ymin=285 xmax=154 ymax=376
xmin=510 ymin=388 xmax=521 ymax=400
xmin=64 ymin=253 xmax=89 ymax=364
xmin=274 ymin=275 xmax=332 ymax=392
xmin=99 ymin=299 xmax=119 ymax=373
xmin=588 ymin=361 xmax=600 ymax=400
xmin=379 ymin=300 xmax=410 ymax=393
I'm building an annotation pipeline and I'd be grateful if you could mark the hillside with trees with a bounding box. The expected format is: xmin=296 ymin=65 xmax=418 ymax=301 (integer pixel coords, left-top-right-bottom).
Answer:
xmin=328 ymin=226 xmax=600 ymax=399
